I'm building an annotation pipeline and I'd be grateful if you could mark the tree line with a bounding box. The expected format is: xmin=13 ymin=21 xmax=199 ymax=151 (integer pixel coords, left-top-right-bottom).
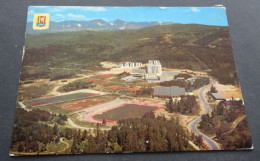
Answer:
xmin=165 ymin=96 xmax=198 ymax=114
xmin=11 ymin=108 xmax=67 ymax=153
xmin=62 ymin=112 xmax=193 ymax=153
xmin=198 ymin=100 xmax=252 ymax=150
xmin=58 ymin=80 xmax=96 ymax=93
xmin=11 ymin=108 xmax=198 ymax=154
xmin=135 ymin=86 xmax=153 ymax=96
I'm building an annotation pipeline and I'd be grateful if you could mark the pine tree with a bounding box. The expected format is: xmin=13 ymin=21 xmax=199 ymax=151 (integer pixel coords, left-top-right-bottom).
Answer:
xmin=196 ymin=135 xmax=203 ymax=147
xmin=210 ymin=85 xmax=217 ymax=93
xmin=18 ymin=144 xmax=24 ymax=152
xmin=82 ymin=130 xmax=87 ymax=141
xmin=102 ymin=119 xmax=106 ymax=125
xmin=53 ymin=124 xmax=58 ymax=135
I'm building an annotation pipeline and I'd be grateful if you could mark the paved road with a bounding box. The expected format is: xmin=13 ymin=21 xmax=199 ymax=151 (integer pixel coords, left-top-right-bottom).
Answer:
xmin=58 ymin=138 xmax=70 ymax=153
xmin=188 ymin=79 xmax=221 ymax=150
xmin=18 ymin=102 xmax=26 ymax=109
xmin=67 ymin=118 xmax=111 ymax=130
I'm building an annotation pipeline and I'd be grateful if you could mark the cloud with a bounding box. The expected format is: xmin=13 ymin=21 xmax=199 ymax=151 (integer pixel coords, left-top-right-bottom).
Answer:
xmin=67 ymin=13 xmax=88 ymax=20
xmin=190 ymin=7 xmax=200 ymax=13
xmin=55 ymin=13 xmax=65 ymax=18
xmin=159 ymin=7 xmax=166 ymax=10
xmin=28 ymin=9 xmax=34 ymax=15
xmin=51 ymin=8 xmax=63 ymax=12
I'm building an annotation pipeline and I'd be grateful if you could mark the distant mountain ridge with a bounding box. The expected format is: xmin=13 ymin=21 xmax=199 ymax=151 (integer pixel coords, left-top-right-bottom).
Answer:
xmin=26 ymin=19 xmax=174 ymax=34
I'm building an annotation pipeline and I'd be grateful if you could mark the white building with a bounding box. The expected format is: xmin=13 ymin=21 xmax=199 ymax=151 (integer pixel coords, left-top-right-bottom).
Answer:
xmin=118 ymin=64 xmax=124 ymax=68
xmin=147 ymin=60 xmax=162 ymax=76
xmin=118 ymin=62 xmax=143 ymax=68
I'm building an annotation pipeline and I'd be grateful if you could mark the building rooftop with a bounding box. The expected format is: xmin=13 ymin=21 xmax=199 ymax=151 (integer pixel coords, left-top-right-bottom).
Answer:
xmin=211 ymin=92 xmax=226 ymax=100
xmin=148 ymin=60 xmax=161 ymax=65
xmin=133 ymin=68 xmax=146 ymax=74
xmin=153 ymin=86 xmax=185 ymax=97
xmin=121 ymin=76 xmax=137 ymax=82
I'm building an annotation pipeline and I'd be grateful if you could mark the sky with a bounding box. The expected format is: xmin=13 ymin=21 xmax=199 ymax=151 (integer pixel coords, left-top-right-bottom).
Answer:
xmin=27 ymin=6 xmax=228 ymax=26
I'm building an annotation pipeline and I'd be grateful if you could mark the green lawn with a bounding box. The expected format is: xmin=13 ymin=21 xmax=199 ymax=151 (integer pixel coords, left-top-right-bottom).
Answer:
xmin=33 ymin=94 xmax=117 ymax=115
xmin=93 ymin=104 xmax=158 ymax=121
xmin=34 ymin=103 xmax=72 ymax=115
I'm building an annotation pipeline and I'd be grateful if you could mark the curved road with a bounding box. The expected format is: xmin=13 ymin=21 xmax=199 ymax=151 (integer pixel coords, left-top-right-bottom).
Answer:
xmin=67 ymin=118 xmax=111 ymax=130
xmin=58 ymin=138 xmax=70 ymax=153
xmin=188 ymin=79 xmax=221 ymax=150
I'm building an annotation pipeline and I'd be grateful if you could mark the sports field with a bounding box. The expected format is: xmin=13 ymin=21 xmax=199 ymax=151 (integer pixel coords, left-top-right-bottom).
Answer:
xmin=33 ymin=95 xmax=117 ymax=115
xmin=62 ymin=98 xmax=107 ymax=111
xmin=93 ymin=104 xmax=158 ymax=121
xmin=25 ymin=92 xmax=94 ymax=107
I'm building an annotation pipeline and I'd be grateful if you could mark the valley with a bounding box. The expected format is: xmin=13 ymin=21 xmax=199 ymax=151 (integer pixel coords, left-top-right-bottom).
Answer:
xmin=10 ymin=23 xmax=252 ymax=155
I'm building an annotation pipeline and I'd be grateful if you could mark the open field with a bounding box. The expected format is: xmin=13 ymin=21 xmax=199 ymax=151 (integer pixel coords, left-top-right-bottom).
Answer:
xmin=80 ymin=99 xmax=164 ymax=124
xmin=93 ymin=104 xmax=158 ymax=121
xmin=71 ymin=73 xmax=153 ymax=98
xmin=128 ymin=87 xmax=140 ymax=91
xmin=99 ymin=74 xmax=114 ymax=78
xmin=159 ymin=109 xmax=197 ymax=128
xmin=33 ymin=94 xmax=117 ymax=115
xmin=214 ymin=82 xmax=243 ymax=99
xmin=18 ymin=83 xmax=54 ymax=101
xmin=33 ymin=103 xmax=72 ymax=115
xmin=62 ymin=98 xmax=107 ymax=111
xmin=100 ymin=62 xmax=118 ymax=69
xmin=108 ymin=85 xmax=124 ymax=90
xmin=25 ymin=92 xmax=93 ymax=107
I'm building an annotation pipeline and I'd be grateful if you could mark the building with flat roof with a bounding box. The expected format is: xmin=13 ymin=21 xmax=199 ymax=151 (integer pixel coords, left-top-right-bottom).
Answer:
xmin=210 ymin=92 xmax=226 ymax=100
xmin=153 ymin=86 xmax=185 ymax=98
xmin=132 ymin=68 xmax=146 ymax=78
xmin=118 ymin=62 xmax=142 ymax=68
xmin=133 ymin=69 xmax=146 ymax=74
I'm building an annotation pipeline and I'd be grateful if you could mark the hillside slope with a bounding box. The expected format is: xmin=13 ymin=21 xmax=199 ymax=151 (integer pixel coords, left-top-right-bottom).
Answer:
xmin=25 ymin=19 xmax=173 ymax=34
xmin=22 ymin=24 xmax=237 ymax=85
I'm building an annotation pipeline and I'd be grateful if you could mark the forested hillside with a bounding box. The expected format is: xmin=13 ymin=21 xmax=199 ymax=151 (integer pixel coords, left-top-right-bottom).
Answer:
xmin=11 ymin=109 xmax=198 ymax=154
xmin=22 ymin=24 xmax=237 ymax=85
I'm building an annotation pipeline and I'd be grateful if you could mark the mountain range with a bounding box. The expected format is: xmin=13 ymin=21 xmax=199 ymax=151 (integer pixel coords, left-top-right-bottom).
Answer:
xmin=26 ymin=19 xmax=173 ymax=34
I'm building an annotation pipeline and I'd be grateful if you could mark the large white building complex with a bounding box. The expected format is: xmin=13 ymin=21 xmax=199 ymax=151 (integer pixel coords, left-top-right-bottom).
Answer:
xmin=147 ymin=60 xmax=162 ymax=76
xmin=120 ymin=60 xmax=181 ymax=83
xmin=128 ymin=60 xmax=163 ymax=81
